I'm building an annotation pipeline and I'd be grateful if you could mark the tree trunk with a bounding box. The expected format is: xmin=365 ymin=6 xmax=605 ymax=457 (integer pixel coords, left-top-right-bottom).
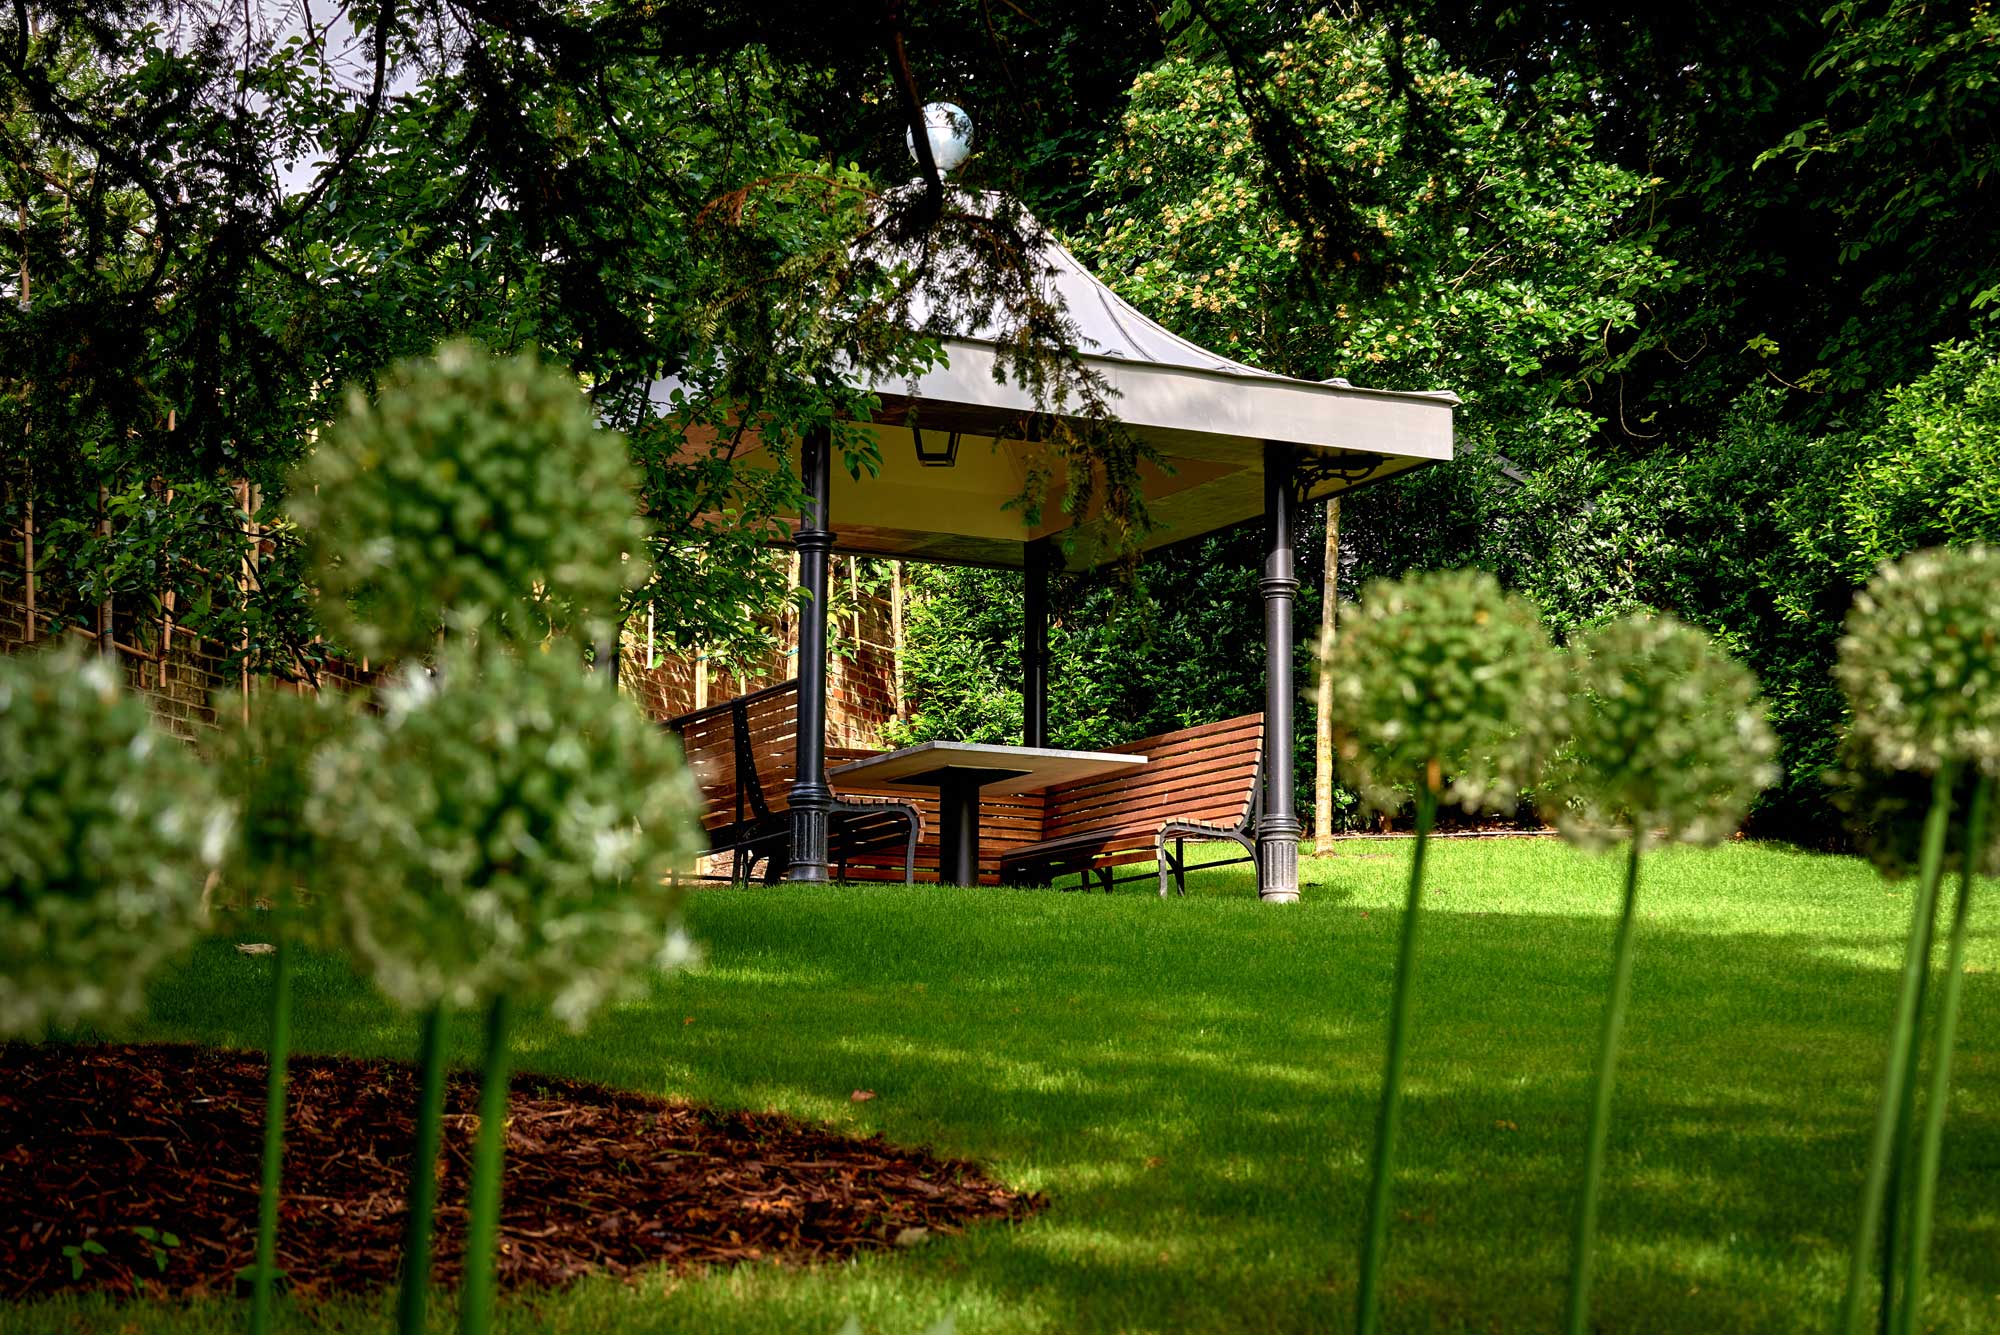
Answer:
xmin=1314 ymin=497 xmax=1340 ymax=855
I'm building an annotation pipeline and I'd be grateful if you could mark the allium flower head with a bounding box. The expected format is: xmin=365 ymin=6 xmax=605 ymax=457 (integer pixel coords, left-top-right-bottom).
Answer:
xmin=1323 ymin=568 xmax=1564 ymax=814
xmin=0 ymin=645 xmax=225 ymax=1037
xmin=1836 ymin=545 xmax=2000 ymax=776
xmin=206 ymin=687 xmax=358 ymax=938
xmin=291 ymin=340 xmax=652 ymax=660
xmin=1828 ymin=732 xmax=2000 ymax=881
xmin=311 ymin=641 xmax=701 ymax=1028
xmin=1546 ymin=613 xmax=1777 ymax=849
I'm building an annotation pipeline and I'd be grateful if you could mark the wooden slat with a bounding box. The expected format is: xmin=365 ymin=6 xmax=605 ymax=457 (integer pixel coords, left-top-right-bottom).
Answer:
xmin=1003 ymin=713 xmax=1263 ymax=879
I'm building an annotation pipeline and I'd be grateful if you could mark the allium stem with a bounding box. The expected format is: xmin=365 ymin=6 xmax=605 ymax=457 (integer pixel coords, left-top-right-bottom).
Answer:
xmin=459 ymin=995 xmax=513 ymax=1335
xmin=1878 ymin=835 xmax=1947 ymax=1335
xmin=396 ymin=1005 xmax=448 ymax=1335
xmin=250 ymin=935 xmax=293 ymax=1335
xmin=1354 ymin=778 xmax=1435 ymax=1335
xmin=1564 ymin=837 xmax=1643 ymax=1335
xmin=1897 ymin=773 xmax=1992 ymax=1335
xmin=1837 ymin=763 xmax=1957 ymax=1335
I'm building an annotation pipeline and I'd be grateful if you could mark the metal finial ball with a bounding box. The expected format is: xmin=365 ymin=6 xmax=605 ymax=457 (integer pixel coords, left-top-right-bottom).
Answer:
xmin=907 ymin=102 xmax=973 ymax=175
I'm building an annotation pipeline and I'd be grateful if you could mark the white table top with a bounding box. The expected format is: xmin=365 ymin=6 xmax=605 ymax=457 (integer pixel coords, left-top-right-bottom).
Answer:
xmin=829 ymin=741 xmax=1146 ymax=796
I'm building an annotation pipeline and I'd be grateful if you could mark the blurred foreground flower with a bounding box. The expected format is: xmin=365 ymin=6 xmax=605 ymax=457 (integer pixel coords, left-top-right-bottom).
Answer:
xmin=1548 ymin=612 xmax=1776 ymax=848
xmin=292 ymin=340 xmax=652 ymax=661
xmin=1833 ymin=545 xmax=2000 ymax=1335
xmin=0 ymin=645 xmax=224 ymax=1037
xmin=1835 ymin=543 xmax=2000 ymax=777
xmin=1545 ymin=612 xmax=1773 ymax=1335
xmin=1321 ymin=568 xmax=1561 ymax=1335
xmin=208 ymin=686 xmax=360 ymax=1335
xmin=313 ymin=639 xmax=701 ymax=1028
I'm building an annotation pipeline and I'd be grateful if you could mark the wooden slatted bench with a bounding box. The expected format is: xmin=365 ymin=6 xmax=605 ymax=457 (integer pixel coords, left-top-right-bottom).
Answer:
xmin=997 ymin=713 xmax=1265 ymax=896
xmin=664 ymin=681 xmax=921 ymax=885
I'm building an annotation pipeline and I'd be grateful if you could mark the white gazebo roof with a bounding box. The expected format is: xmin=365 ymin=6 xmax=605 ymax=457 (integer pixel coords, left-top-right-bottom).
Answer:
xmin=661 ymin=198 xmax=1455 ymax=570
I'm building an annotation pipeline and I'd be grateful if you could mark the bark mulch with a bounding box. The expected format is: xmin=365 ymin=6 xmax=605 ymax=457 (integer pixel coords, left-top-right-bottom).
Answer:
xmin=0 ymin=1042 xmax=1043 ymax=1301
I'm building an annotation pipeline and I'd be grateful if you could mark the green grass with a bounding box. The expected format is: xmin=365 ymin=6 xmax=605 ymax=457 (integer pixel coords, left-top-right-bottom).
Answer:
xmin=13 ymin=838 xmax=2000 ymax=1334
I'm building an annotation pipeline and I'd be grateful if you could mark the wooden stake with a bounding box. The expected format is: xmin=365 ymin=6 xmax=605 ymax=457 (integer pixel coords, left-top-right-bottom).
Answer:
xmin=22 ymin=491 xmax=34 ymax=643
xmin=891 ymin=561 xmax=906 ymax=722
xmin=1314 ymin=498 xmax=1340 ymax=855
xmin=97 ymin=484 xmax=113 ymax=658
xmin=240 ymin=481 xmax=256 ymax=723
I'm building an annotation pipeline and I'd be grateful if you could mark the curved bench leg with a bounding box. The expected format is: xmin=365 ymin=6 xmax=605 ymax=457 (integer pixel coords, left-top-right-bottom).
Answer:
xmin=901 ymin=814 xmax=919 ymax=886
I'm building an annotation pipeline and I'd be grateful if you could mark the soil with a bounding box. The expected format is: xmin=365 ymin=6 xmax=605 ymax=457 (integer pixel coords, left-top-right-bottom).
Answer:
xmin=0 ymin=1043 xmax=1043 ymax=1301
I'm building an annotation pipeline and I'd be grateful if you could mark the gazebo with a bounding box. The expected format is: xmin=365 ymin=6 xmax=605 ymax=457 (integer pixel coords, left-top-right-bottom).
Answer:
xmin=664 ymin=204 xmax=1455 ymax=902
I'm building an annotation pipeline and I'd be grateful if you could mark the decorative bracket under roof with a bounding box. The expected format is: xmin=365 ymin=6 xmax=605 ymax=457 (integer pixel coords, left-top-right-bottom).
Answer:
xmin=1291 ymin=449 xmax=1389 ymax=502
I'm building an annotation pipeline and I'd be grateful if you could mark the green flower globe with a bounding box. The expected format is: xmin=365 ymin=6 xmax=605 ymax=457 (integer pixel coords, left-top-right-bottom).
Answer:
xmin=1324 ymin=568 xmax=1564 ymax=814
xmin=1547 ymin=613 xmax=1777 ymax=848
xmin=207 ymin=688 xmax=358 ymax=935
xmin=1835 ymin=544 xmax=2000 ymax=776
xmin=0 ymin=645 xmax=226 ymax=1037
xmin=311 ymin=640 xmax=701 ymax=1028
xmin=291 ymin=340 xmax=653 ymax=661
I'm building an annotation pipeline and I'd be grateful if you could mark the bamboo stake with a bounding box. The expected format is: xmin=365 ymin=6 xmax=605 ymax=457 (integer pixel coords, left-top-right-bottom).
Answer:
xmin=239 ymin=482 xmax=256 ymax=723
xmin=97 ymin=484 xmax=113 ymax=658
xmin=891 ymin=561 xmax=906 ymax=722
xmin=22 ymin=492 xmax=33 ymax=643
xmin=1314 ymin=498 xmax=1340 ymax=855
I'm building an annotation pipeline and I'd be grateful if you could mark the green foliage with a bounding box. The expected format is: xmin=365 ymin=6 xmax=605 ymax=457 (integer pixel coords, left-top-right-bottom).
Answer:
xmin=1323 ymin=569 xmax=1563 ymax=814
xmin=1 ymin=4 xmax=1167 ymax=678
xmin=0 ymin=644 xmax=223 ymax=1038
xmin=1761 ymin=0 xmax=2000 ymax=390
xmin=885 ymin=560 xmax=1262 ymax=754
xmin=1081 ymin=12 xmax=1668 ymax=440
xmin=1835 ymin=545 xmax=2000 ymax=776
xmin=1817 ymin=341 xmax=2000 ymax=580
xmin=292 ymin=343 xmax=652 ymax=660
xmin=1828 ymin=737 xmax=2000 ymax=881
xmin=1547 ymin=614 xmax=1777 ymax=848
xmin=311 ymin=640 xmax=700 ymax=1029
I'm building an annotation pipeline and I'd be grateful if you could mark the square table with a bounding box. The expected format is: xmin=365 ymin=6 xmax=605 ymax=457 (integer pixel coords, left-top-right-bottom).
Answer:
xmin=830 ymin=742 xmax=1147 ymax=886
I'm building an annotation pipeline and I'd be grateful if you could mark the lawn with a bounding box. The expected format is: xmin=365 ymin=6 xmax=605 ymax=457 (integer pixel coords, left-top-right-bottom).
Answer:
xmin=11 ymin=837 xmax=2000 ymax=1334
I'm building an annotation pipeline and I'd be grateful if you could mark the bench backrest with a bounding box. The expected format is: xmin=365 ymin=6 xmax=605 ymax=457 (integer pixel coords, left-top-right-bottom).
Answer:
xmin=1040 ymin=712 xmax=1264 ymax=844
xmin=665 ymin=679 xmax=801 ymax=830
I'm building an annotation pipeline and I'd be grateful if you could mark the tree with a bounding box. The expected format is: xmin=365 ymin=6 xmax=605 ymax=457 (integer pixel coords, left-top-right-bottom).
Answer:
xmin=1 ymin=0 xmax=1175 ymax=681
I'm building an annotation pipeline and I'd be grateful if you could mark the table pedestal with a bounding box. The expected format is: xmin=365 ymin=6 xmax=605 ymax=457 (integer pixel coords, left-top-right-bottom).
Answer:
xmin=911 ymin=765 xmax=1027 ymax=886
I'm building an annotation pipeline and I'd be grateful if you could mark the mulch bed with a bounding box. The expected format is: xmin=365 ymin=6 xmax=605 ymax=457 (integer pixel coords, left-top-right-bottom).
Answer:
xmin=0 ymin=1043 xmax=1043 ymax=1300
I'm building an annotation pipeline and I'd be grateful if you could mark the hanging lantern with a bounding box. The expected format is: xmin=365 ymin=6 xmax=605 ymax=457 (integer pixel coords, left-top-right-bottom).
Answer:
xmin=911 ymin=424 xmax=962 ymax=468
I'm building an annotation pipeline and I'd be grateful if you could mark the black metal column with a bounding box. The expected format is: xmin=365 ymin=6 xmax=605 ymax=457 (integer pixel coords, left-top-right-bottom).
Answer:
xmin=936 ymin=772 xmax=983 ymax=887
xmin=1023 ymin=538 xmax=1053 ymax=748
xmin=788 ymin=427 xmax=835 ymax=883
xmin=1258 ymin=443 xmax=1302 ymax=902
